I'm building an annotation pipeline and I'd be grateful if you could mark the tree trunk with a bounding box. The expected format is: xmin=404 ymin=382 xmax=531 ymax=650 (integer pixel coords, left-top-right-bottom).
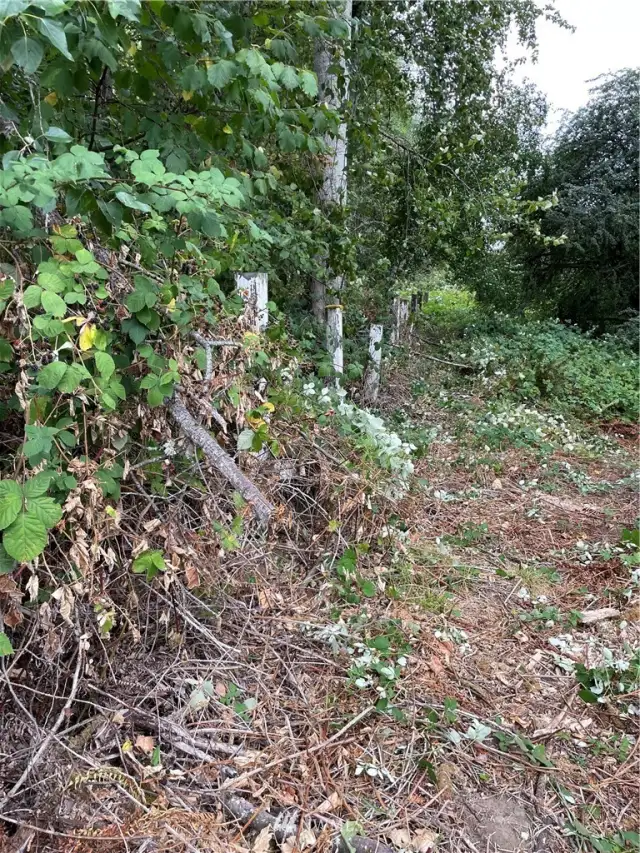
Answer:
xmin=311 ymin=0 xmax=352 ymax=365
xmin=363 ymin=324 xmax=383 ymax=404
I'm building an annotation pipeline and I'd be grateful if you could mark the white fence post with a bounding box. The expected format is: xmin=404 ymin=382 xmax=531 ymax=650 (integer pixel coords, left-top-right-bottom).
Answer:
xmin=391 ymin=297 xmax=409 ymax=345
xmin=235 ymin=272 xmax=268 ymax=332
xmin=363 ymin=323 xmax=383 ymax=404
xmin=326 ymin=303 xmax=344 ymax=375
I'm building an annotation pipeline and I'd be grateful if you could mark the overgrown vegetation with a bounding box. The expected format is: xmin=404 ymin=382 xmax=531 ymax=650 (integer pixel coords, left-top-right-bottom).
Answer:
xmin=0 ymin=2 xmax=637 ymax=852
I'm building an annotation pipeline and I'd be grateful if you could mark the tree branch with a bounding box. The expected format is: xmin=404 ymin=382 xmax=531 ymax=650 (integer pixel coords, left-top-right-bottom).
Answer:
xmin=168 ymin=396 xmax=273 ymax=524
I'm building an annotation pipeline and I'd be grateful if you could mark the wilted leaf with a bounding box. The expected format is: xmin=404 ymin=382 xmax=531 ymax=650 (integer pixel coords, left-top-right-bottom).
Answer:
xmin=78 ymin=323 xmax=97 ymax=351
xmin=135 ymin=734 xmax=155 ymax=754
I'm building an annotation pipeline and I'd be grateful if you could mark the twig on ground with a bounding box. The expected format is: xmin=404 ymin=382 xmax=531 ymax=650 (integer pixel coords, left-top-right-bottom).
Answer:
xmin=0 ymin=633 xmax=85 ymax=808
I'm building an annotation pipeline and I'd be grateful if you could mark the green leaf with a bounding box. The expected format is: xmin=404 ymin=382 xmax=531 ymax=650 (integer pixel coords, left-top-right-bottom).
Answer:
xmin=237 ymin=428 xmax=255 ymax=451
xmin=207 ymin=59 xmax=237 ymax=89
xmin=38 ymin=360 xmax=68 ymax=390
xmin=133 ymin=548 xmax=165 ymax=579
xmin=23 ymin=285 xmax=43 ymax=309
xmin=278 ymin=65 xmax=299 ymax=90
xmin=41 ymin=290 xmax=67 ymax=318
xmin=0 ymin=0 xmax=30 ymax=21
xmin=94 ymin=351 xmax=115 ymax=379
xmin=37 ymin=16 xmax=72 ymax=60
xmin=0 ymin=481 xmax=22 ymax=531
xmin=23 ymin=424 xmax=58 ymax=459
xmin=115 ymin=191 xmax=152 ymax=213
xmin=0 ymin=338 xmax=13 ymax=362
xmin=0 ymin=632 xmax=13 ymax=657
xmin=0 ymin=543 xmax=15 ymax=574
xmin=23 ymin=472 xmax=53 ymax=498
xmin=107 ymin=0 xmax=141 ymax=21
xmin=299 ymin=70 xmax=318 ymax=98
xmin=57 ymin=362 xmax=91 ymax=393
xmin=147 ymin=385 xmax=166 ymax=407
xmin=44 ymin=126 xmax=73 ymax=143
xmin=3 ymin=511 xmax=48 ymax=562
xmin=10 ymin=36 xmax=44 ymax=74
xmin=360 ymin=579 xmax=377 ymax=597
xmin=25 ymin=495 xmax=62 ymax=529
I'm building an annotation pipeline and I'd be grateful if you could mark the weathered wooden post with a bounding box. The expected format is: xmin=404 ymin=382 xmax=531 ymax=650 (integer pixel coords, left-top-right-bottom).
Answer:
xmin=390 ymin=297 xmax=409 ymax=345
xmin=326 ymin=300 xmax=344 ymax=375
xmin=363 ymin=324 xmax=383 ymax=404
xmin=235 ymin=272 xmax=268 ymax=332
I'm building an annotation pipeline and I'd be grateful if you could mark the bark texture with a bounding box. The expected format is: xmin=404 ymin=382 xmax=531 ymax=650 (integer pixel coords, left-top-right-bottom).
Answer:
xmin=169 ymin=397 xmax=274 ymax=524
xmin=310 ymin=0 xmax=352 ymax=339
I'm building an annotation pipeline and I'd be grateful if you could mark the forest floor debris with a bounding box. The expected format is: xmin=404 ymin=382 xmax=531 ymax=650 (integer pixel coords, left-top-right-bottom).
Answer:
xmin=1 ymin=317 xmax=638 ymax=853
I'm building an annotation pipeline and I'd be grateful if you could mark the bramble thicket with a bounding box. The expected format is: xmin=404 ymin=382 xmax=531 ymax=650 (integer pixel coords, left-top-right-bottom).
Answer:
xmin=0 ymin=3 xmax=637 ymax=852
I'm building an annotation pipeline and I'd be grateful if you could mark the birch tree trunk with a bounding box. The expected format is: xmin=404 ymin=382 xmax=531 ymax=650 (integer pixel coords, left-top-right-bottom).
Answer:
xmin=311 ymin=0 xmax=352 ymax=372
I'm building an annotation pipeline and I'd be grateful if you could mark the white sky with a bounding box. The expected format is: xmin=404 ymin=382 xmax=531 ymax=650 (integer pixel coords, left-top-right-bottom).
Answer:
xmin=508 ymin=0 xmax=640 ymax=130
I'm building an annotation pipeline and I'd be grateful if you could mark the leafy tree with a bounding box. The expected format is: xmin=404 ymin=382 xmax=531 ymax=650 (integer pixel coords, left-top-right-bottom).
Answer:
xmin=507 ymin=68 xmax=640 ymax=328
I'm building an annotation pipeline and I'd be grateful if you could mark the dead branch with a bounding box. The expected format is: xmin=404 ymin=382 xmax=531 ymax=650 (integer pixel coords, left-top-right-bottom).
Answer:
xmin=218 ymin=788 xmax=396 ymax=853
xmin=0 ymin=633 xmax=84 ymax=809
xmin=168 ymin=395 xmax=274 ymax=524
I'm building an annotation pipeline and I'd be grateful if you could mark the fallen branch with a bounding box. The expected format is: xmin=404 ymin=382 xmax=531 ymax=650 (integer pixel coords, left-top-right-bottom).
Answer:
xmin=190 ymin=331 xmax=242 ymax=383
xmin=169 ymin=396 xmax=274 ymax=524
xmin=218 ymin=788 xmax=396 ymax=853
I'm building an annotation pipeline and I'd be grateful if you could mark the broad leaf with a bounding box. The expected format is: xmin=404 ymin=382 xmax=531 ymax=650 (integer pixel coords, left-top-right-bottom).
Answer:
xmin=38 ymin=360 xmax=67 ymax=390
xmin=37 ymin=16 xmax=72 ymax=60
xmin=94 ymin=351 xmax=115 ymax=379
xmin=10 ymin=36 xmax=44 ymax=74
xmin=25 ymin=495 xmax=62 ymax=529
xmin=106 ymin=0 xmax=141 ymax=21
xmin=23 ymin=285 xmax=43 ymax=308
xmin=207 ymin=59 xmax=237 ymax=89
xmin=41 ymin=290 xmax=67 ymax=318
xmin=3 ymin=511 xmax=48 ymax=562
xmin=57 ymin=362 xmax=91 ymax=393
xmin=23 ymin=472 xmax=53 ymax=498
xmin=116 ymin=191 xmax=152 ymax=213
xmin=0 ymin=481 xmax=22 ymax=530
xmin=44 ymin=126 xmax=73 ymax=142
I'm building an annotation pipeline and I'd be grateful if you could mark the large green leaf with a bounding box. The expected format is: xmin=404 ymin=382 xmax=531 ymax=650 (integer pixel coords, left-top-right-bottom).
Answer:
xmin=0 ymin=0 xmax=30 ymax=21
xmin=207 ymin=59 xmax=237 ymax=89
xmin=94 ymin=351 xmax=116 ymax=379
xmin=23 ymin=285 xmax=43 ymax=308
xmin=107 ymin=0 xmax=141 ymax=21
xmin=0 ymin=481 xmax=22 ymax=530
xmin=41 ymin=290 xmax=67 ymax=318
xmin=3 ymin=511 xmax=48 ymax=562
xmin=10 ymin=36 xmax=44 ymax=74
xmin=57 ymin=362 xmax=91 ymax=393
xmin=25 ymin=495 xmax=62 ymax=529
xmin=23 ymin=472 xmax=53 ymax=498
xmin=37 ymin=16 xmax=72 ymax=60
xmin=38 ymin=360 xmax=68 ymax=390
xmin=115 ymin=191 xmax=152 ymax=213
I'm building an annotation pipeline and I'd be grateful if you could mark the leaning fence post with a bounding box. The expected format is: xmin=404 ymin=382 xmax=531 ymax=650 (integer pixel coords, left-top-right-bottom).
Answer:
xmin=363 ymin=324 xmax=383 ymax=404
xmin=390 ymin=297 xmax=409 ymax=345
xmin=235 ymin=272 xmax=269 ymax=332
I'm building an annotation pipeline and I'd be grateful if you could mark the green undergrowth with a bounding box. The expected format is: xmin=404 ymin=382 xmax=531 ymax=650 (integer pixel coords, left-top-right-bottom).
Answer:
xmin=421 ymin=288 xmax=639 ymax=424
